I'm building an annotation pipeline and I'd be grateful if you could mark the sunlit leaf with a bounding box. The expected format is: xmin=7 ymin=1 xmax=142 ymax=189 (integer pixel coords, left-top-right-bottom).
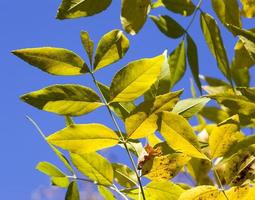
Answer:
xmin=110 ymin=52 xmax=166 ymax=102
xmin=240 ymin=0 xmax=255 ymax=18
xmin=21 ymin=84 xmax=103 ymax=116
xmin=150 ymin=15 xmax=185 ymax=39
xmin=98 ymin=186 xmax=116 ymax=200
xmin=51 ymin=177 xmax=69 ymax=188
xmin=121 ymin=0 xmax=150 ymax=35
xmin=65 ymin=181 xmax=80 ymax=200
xmin=12 ymin=47 xmax=88 ymax=76
xmin=80 ymin=31 xmax=94 ymax=66
xmin=47 ymin=124 xmax=119 ymax=153
xmin=227 ymin=25 xmax=255 ymax=43
xmin=224 ymin=184 xmax=255 ymax=199
xmin=161 ymin=0 xmax=195 ymax=16
xmin=151 ymin=0 xmax=164 ymax=9
xmin=94 ymin=30 xmax=129 ymax=71
xmin=126 ymin=91 xmax=182 ymax=139
xmin=200 ymin=106 xmax=230 ymax=124
xmin=237 ymin=87 xmax=255 ymax=101
xmin=56 ymin=0 xmax=112 ymax=19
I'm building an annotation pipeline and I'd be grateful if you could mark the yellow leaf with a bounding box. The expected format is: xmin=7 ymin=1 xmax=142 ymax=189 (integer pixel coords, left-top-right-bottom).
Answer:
xmin=241 ymin=0 xmax=255 ymax=18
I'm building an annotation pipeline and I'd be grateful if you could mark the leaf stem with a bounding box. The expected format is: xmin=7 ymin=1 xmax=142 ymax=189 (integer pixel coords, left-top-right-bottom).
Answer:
xmin=213 ymin=167 xmax=229 ymax=200
xmin=88 ymin=71 xmax=146 ymax=200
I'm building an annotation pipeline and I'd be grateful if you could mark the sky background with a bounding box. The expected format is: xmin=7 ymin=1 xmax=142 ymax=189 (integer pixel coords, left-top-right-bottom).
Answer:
xmin=1 ymin=0 xmax=254 ymax=199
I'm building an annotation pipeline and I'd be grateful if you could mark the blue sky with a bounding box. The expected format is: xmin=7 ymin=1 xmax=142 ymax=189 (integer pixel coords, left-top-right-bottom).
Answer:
xmin=1 ymin=1 xmax=254 ymax=199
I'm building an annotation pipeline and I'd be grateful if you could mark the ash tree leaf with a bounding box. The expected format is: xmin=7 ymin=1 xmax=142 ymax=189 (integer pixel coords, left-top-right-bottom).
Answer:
xmin=150 ymin=15 xmax=185 ymax=39
xmin=200 ymin=106 xmax=230 ymax=124
xmin=121 ymin=0 xmax=151 ymax=35
xmin=93 ymin=30 xmax=129 ymax=71
xmin=172 ymin=97 xmax=210 ymax=119
xmin=98 ymin=186 xmax=116 ymax=200
xmin=224 ymin=184 xmax=255 ymax=199
xmin=169 ymin=41 xmax=186 ymax=89
xmin=47 ymin=124 xmax=119 ymax=154
xmin=161 ymin=0 xmax=196 ymax=16
xmin=237 ymin=87 xmax=255 ymax=101
xmin=200 ymin=13 xmax=232 ymax=83
xmin=80 ymin=31 xmax=94 ymax=66
xmin=240 ymin=0 xmax=255 ymax=18
xmin=159 ymin=111 xmax=208 ymax=160
xmin=12 ymin=47 xmax=88 ymax=76
xmin=227 ymin=25 xmax=255 ymax=43
xmin=211 ymin=0 xmax=242 ymax=29
xmin=112 ymin=163 xmax=137 ymax=188
xmin=71 ymin=152 xmax=114 ymax=186
xmin=21 ymin=84 xmax=103 ymax=116
xmin=65 ymin=181 xmax=80 ymax=200
xmin=56 ymin=0 xmax=112 ymax=19
xmin=209 ymin=115 xmax=243 ymax=159
xmin=110 ymin=52 xmax=167 ymax=102
xmin=126 ymin=91 xmax=182 ymax=139
xmin=186 ymin=35 xmax=202 ymax=93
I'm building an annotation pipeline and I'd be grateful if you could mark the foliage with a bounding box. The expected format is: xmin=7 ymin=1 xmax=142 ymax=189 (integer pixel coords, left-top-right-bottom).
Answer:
xmin=13 ymin=0 xmax=255 ymax=199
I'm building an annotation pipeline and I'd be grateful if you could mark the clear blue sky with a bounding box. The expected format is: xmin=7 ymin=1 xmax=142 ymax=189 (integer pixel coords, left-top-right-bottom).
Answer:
xmin=1 ymin=1 xmax=254 ymax=199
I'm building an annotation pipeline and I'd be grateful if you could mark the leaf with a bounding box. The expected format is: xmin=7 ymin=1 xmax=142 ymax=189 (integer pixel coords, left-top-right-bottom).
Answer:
xmin=200 ymin=106 xmax=230 ymax=124
xmin=211 ymin=0 xmax=241 ymax=29
xmin=98 ymin=186 xmax=116 ymax=200
xmin=200 ymin=13 xmax=231 ymax=82
xmin=224 ymin=184 xmax=255 ymax=199
xmin=150 ymin=15 xmax=185 ymax=39
xmin=172 ymin=97 xmax=210 ymax=119
xmin=12 ymin=47 xmax=88 ymax=76
xmin=21 ymin=84 xmax=103 ymax=116
xmin=56 ymin=0 xmax=112 ymax=19
xmin=161 ymin=0 xmax=195 ymax=16
xmin=121 ymin=0 xmax=150 ymax=35
xmin=237 ymin=87 xmax=255 ymax=101
xmin=169 ymin=41 xmax=186 ymax=89
xmin=178 ymin=186 xmax=223 ymax=200
xmin=240 ymin=0 xmax=255 ymax=18
xmin=93 ymin=30 xmax=129 ymax=71
xmin=47 ymin=124 xmax=119 ymax=153
xmin=71 ymin=152 xmax=113 ymax=186
xmin=112 ymin=163 xmax=137 ymax=188
xmin=36 ymin=161 xmax=66 ymax=177
xmin=65 ymin=181 xmax=80 ymax=200
xmin=51 ymin=177 xmax=70 ymax=188
xmin=97 ymin=81 xmax=135 ymax=119
xmin=151 ymin=0 xmax=164 ymax=9
xmin=80 ymin=31 xmax=94 ymax=66
xmin=123 ymin=181 xmax=184 ymax=200
xmin=159 ymin=111 xmax=208 ymax=160
xmin=209 ymin=115 xmax=243 ymax=159
xmin=126 ymin=91 xmax=182 ymax=139
xmin=110 ymin=52 xmax=166 ymax=102
xmin=201 ymin=75 xmax=230 ymax=87
xmin=227 ymin=25 xmax=255 ymax=43
xmin=186 ymin=35 xmax=202 ymax=93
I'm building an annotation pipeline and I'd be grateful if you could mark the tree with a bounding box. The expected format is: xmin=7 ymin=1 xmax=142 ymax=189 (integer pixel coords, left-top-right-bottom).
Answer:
xmin=12 ymin=0 xmax=255 ymax=199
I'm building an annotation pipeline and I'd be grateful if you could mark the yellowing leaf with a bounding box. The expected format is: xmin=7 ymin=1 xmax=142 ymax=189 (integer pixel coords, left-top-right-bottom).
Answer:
xmin=159 ymin=111 xmax=208 ymax=160
xmin=12 ymin=47 xmax=88 ymax=76
xmin=110 ymin=53 xmax=166 ymax=102
xmin=126 ymin=91 xmax=182 ymax=139
xmin=200 ymin=13 xmax=231 ymax=82
xmin=98 ymin=186 xmax=116 ymax=200
xmin=241 ymin=0 xmax=255 ymax=18
xmin=161 ymin=0 xmax=195 ymax=16
xmin=36 ymin=161 xmax=66 ymax=177
xmin=224 ymin=184 xmax=255 ymax=200
xmin=121 ymin=0 xmax=150 ymax=35
xmin=65 ymin=181 xmax=80 ymax=200
xmin=80 ymin=31 xmax=94 ymax=66
xmin=169 ymin=41 xmax=186 ymax=89
xmin=93 ymin=30 xmax=129 ymax=71
xmin=21 ymin=84 xmax=103 ymax=116
xmin=209 ymin=115 xmax=243 ymax=159
xmin=150 ymin=15 xmax=185 ymax=39
xmin=47 ymin=124 xmax=119 ymax=153
xmin=200 ymin=106 xmax=230 ymax=124
xmin=56 ymin=0 xmax=112 ymax=19
xmin=71 ymin=152 xmax=113 ymax=186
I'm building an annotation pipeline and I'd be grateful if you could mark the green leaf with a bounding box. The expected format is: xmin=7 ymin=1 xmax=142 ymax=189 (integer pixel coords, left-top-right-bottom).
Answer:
xmin=161 ymin=0 xmax=195 ymax=16
xmin=93 ymin=30 xmax=129 ymax=71
xmin=200 ymin=75 xmax=230 ymax=87
xmin=200 ymin=13 xmax=231 ymax=82
xmin=121 ymin=0 xmax=150 ymax=35
xmin=80 ymin=31 xmax=94 ymax=66
xmin=65 ymin=181 xmax=80 ymax=200
xmin=150 ymin=15 xmax=185 ymax=39
xmin=47 ymin=124 xmax=119 ymax=153
xmin=126 ymin=91 xmax=182 ymax=139
xmin=110 ymin=52 xmax=167 ymax=102
xmin=159 ymin=111 xmax=208 ymax=160
xmin=21 ymin=84 xmax=103 ymax=116
xmin=172 ymin=97 xmax=210 ymax=119
xmin=56 ymin=0 xmax=112 ymax=19
xmin=209 ymin=115 xmax=243 ymax=159
xmin=227 ymin=25 xmax=255 ymax=43
xmin=237 ymin=87 xmax=255 ymax=101
xmin=200 ymin=106 xmax=230 ymax=124
xmin=12 ymin=47 xmax=88 ymax=76
xmin=97 ymin=81 xmax=135 ymax=120
xmin=240 ymin=0 xmax=255 ymax=18
xmin=98 ymin=186 xmax=116 ymax=200
xmin=169 ymin=41 xmax=186 ymax=89
xmin=186 ymin=35 xmax=202 ymax=93
xmin=36 ymin=161 xmax=66 ymax=177
xmin=211 ymin=0 xmax=241 ymax=29
xmin=71 ymin=152 xmax=113 ymax=186
xmin=112 ymin=163 xmax=137 ymax=188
